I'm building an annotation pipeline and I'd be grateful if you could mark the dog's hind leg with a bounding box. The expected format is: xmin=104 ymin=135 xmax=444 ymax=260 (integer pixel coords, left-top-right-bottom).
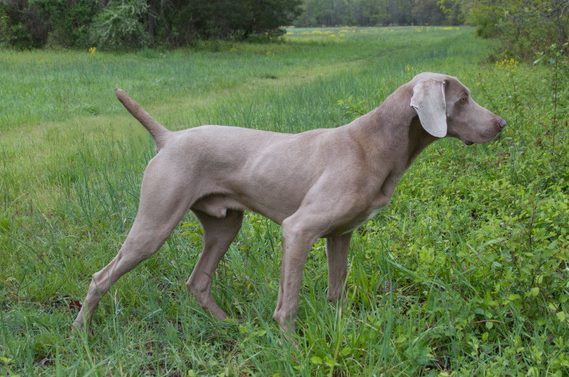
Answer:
xmin=73 ymin=157 xmax=194 ymax=330
xmin=186 ymin=209 xmax=243 ymax=320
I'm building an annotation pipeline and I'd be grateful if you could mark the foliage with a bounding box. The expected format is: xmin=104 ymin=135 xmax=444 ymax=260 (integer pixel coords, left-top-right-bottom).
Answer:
xmin=437 ymin=0 xmax=464 ymax=24
xmin=0 ymin=0 xmax=301 ymax=49
xmin=0 ymin=0 xmax=48 ymax=48
xmin=0 ymin=0 xmax=106 ymax=49
xmin=294 ymin=0 xmax=460 ymax=26
xmin=1 ymin=27 xmax=568 ymax=375
xmin=461 ymin=0 xmax=569 ymax=59
xmin=153 ymin=0 xmax=301 ymax=44
xmin=411 ymin=0 xmax=446 ymax=25
xmin=90 ymin=0 xmax=149 ymax=50
xmin=34 ymin=0 xmax=101 ymax=48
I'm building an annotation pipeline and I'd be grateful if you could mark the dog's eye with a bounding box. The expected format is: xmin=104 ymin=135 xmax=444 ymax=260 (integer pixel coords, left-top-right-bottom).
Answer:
xmin=459 ymin=96 xmax=468 ymax=104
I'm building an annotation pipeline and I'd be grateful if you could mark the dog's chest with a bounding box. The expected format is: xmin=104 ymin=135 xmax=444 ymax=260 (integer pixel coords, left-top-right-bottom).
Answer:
xmin=329 ymin=200 xmax=388 ymax=235
xmin=357 ymin=201 xmax=387 ymax=224
xmin=365 ymin=208 xmax=381 ymax=221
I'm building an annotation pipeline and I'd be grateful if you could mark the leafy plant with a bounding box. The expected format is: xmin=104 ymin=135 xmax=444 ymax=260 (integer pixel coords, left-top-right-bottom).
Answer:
xmin=463 ymin=0 xmax=569 ymax=60
xmin=34 ymin=0 xmax=101 ymax=48
xmin=89 ymin=0 xmax=149 ymax=50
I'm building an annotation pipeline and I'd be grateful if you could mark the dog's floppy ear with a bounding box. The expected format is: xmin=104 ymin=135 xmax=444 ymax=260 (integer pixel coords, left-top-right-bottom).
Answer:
xmin=410 ymin=79 xmax=447 ymax=138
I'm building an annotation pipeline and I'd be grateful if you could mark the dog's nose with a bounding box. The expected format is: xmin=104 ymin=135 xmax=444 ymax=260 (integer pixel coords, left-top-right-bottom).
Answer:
xmin=496 ymin=117 xmax=507 ymax=129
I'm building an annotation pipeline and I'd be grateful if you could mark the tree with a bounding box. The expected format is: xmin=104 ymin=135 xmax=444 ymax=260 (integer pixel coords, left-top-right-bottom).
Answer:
xmin=412 ymin=0 xmax=446 ymax=25
xmin=0 ymin=0 xmax=302 ymax=49
xmin=294 ymin=0 xmax=459 ymax=27
xmin=460 ymin=0 xmax=569 ymax=58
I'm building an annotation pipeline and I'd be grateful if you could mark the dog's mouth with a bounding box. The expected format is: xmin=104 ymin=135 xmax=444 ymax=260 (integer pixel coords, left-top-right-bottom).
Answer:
xmin=463 ymin=128 xmax=501 ymax=145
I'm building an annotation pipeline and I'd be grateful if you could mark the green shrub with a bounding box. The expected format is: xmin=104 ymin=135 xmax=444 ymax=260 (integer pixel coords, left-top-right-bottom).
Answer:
xmin=0 ymin=0 xmax=302 ymax=49
xmin=0 ymin=0 xmax=49 ymax=49
xmin=35 ymin=0 xmax=101 ymax=48
xmin=464 ymin=0 xmax=569 ymax=60
xmin=89 ymin=0 xmax=149 ymax=50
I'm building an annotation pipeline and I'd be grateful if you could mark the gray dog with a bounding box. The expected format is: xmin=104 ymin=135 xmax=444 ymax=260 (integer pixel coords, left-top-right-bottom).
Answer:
xmin=73 ymin=72 xmax=506 ymax=332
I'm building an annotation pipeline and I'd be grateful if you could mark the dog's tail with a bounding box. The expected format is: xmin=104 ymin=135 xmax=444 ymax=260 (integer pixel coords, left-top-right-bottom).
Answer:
xmin=115 ymin=88 xmax=170 ymax=150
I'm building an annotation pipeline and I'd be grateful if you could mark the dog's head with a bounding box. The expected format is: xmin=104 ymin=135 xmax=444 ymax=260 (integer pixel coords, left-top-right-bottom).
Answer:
xmin=410 ymin=72 xmax=506 ymax=145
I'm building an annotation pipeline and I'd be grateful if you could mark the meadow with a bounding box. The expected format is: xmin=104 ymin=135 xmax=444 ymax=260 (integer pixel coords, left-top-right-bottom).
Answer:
xmin=0 ymin=27 xmax=568 ymax=376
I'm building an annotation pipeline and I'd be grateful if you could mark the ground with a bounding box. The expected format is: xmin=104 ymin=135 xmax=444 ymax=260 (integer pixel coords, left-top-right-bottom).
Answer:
xmin=0 ymin=27 xmax=568 ymax=376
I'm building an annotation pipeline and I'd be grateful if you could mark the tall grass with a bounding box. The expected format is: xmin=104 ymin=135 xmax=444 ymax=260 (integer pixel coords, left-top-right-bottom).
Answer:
xmin=1 ymin=27 xmax=567 ymax=376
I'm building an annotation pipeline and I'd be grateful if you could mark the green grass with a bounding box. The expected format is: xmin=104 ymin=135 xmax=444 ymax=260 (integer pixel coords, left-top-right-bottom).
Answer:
xmin=1 ymin=26 xmax=568 ymax=376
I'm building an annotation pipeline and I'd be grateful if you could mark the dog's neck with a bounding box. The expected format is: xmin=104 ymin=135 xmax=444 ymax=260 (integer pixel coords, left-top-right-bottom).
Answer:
xmin=347 ymin=84 xmax=437 ymax=172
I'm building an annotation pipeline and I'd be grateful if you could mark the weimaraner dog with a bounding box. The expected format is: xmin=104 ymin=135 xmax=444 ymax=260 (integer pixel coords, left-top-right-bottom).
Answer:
xmin=73 ymin=72 xmax=506 ymax=332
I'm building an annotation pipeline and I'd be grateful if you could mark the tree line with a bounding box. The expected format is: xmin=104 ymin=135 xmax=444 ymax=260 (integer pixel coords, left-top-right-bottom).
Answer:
xmin=295 ymin=0 xmax=568 ymax=58
xmin=1 ymin=0 xmax=567 ymax=59
xmin=0 ymin=0 xmax=302 ymax=49
xmin=294 ymin=0 xmax=462 ymax=27
xmin=0 ymin=0 xmax=461 ymax=49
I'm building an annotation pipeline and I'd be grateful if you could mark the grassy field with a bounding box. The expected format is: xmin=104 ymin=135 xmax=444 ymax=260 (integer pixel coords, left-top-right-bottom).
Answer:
xmin=1 ymin=27 xmax=568 ymax=376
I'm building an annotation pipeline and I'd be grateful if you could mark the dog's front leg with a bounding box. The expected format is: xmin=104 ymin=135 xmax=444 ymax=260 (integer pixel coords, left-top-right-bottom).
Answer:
xmin=326 ymin=232 xmax=352 ymax=301
xmin=272 ymin=217 xmax=320 ymax=332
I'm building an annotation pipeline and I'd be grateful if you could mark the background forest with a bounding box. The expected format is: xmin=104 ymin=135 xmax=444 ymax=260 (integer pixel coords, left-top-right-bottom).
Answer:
xmin=1 ymin=0 xmax=568 ymax=59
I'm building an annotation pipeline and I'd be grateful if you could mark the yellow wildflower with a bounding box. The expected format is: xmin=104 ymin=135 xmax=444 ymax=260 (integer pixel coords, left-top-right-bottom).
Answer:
xmin=495 ymin=57 xmax=518 ymax=68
